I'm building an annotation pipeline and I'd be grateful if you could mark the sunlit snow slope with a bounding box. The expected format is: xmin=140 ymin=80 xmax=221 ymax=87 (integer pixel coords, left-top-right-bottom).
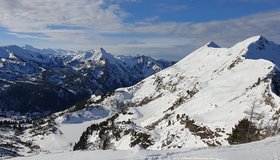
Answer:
xmin=24 ymin=36 xmax=280 ymax=153
xmin=10 ymin=135 xmax=280 ymax=160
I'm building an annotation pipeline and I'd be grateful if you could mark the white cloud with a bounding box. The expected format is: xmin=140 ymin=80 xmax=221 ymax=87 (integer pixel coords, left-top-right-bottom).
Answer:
xmin=120 ymin=11 xmax=280 ymax=60
xmin=0 ymin=0 xmax=279 ymax=60
xmin=0 ymin=0 xmax=125 ymax=37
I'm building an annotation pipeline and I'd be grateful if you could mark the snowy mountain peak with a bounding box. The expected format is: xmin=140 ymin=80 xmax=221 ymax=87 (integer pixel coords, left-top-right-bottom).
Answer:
xmin=92 ymin=48 xmax=115 ymax=61
xmin=73 ymin=48 xmax=115 ymax=63
xmin=246 ymin=35 xmax=278 ymax=51
xmin=1 ymin=45 xmax=63 ymax=65
xmin=233 ymin=35 xmax=266 ymax=49
xmin=231 ymin=35 xmax=280 ymax=67
xmin=205 ymin=41 xmax=220 ymax=48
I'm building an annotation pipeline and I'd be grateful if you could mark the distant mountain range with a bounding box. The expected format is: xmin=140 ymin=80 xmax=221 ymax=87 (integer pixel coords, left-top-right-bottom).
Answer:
xmin=0 ymin=45 xmax=174 ymax=113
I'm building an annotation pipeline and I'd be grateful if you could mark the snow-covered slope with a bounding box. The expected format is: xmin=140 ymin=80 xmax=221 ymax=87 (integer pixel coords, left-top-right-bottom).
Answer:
xmin=38 ymin=35 xmax=280 ymax=152
xmin=2 ymin=36 xmax=280 ymax=159
xmin=9 ymin=135 xmax=280 ymax=160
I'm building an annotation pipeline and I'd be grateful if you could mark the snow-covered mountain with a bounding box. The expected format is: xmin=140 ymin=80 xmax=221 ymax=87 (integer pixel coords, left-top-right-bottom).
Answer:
xmin=1 ymin=35 xmax=280 ymax=159
xmin=22 ymin=35 xmax=280 ymax=152
xmin=0 ymin=46 xmax=173 ymax=113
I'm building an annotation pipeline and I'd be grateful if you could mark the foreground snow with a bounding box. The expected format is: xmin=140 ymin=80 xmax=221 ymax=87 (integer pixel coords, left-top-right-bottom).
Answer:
xmin=10 ymin=135 xmax=280 ymax=160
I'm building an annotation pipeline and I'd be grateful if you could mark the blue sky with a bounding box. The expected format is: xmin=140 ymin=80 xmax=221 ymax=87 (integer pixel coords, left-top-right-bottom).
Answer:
xmin=0 ymin=0 xmax=280 ymax=60
xmin=122 ymin=0 xmax=280 ymax=22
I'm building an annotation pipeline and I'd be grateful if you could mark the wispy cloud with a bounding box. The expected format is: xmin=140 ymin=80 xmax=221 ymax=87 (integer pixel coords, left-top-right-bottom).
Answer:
xmin=0 ymin=0 xmax=125 ymax=38
xmin=0 ymin=0 xmax=279 ymax=60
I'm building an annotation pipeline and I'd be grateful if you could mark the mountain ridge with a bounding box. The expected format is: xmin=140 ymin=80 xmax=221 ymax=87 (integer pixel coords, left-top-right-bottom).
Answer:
xmin=54 ymin=35 xmax=280 ymax=151
xmin=0 ymin=45 xmax=174 ymax=113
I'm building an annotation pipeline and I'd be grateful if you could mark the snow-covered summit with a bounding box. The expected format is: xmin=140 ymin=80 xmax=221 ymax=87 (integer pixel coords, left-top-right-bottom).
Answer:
xmin=231 ymin=35 xmax=280 ymax=67
xmin=72 ymin=48 xmax=116 ymax=63
xmin=0 ymin=45 xmax=62 ymax=65
xmin=205 ymin=41 xmax=220 ymax=48
xmin=233 ymin=35 xmax=267 ymax=49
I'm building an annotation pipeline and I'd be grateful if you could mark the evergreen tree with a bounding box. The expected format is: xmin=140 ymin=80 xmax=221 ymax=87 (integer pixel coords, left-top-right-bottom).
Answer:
xmin=228 ymin=118 xmax=258 ymax=144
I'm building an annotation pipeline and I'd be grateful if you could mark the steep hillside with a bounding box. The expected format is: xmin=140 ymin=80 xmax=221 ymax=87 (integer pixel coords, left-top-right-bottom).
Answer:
xmin=63 ymin=35 xmax=280 ymax=150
